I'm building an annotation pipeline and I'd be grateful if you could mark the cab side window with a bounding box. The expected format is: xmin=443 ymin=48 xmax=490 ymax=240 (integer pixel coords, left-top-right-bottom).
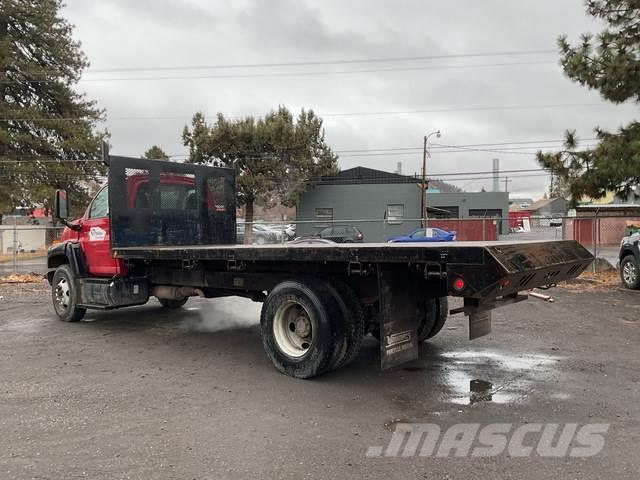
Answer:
xmin=89 ymin=187 xmax=109 ymax=218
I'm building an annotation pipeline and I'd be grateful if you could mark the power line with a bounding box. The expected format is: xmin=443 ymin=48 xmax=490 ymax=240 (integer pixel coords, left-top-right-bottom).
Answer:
xmin=0 ymin=103 xmax=606 ymax=122
xmin=0 ymin=138 xmax=598 ymax=162
xmin=334 ymin=138 xmax=597 ymax=153
xmin=2 ymin=60 xmax=556 ymax=84
xmin=85 ymin=49 xmax=557 ymax=73
xmin=0 ymin=164 xmax=550 ymax=178
xmin=0 ymin=171 xmax=550 ymax=183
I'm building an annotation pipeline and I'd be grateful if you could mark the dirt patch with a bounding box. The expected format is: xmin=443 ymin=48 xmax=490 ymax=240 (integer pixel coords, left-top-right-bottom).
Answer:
xmin=560 ymin=270 xmax=621 ymax=291
xmin=0 ymin=273 xmax=45 ymax=284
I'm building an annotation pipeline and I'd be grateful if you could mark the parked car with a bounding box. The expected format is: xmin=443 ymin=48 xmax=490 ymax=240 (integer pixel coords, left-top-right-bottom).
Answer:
xmin=236 ymin=223 xmax=279 ymax=245
xmin=313 ymin=225 xmax=364 ymax=243
xmin=388 ymin=227 xmax=456 ymax=243
xmin=262 ymin=223 xmax=296 ymax=241
xmin=284 ymin=224 xmax=296 ymax=240
xmin=253 ymin=223 xmax=283 ymax=243
xmin=619 ymin=233 xmax=640 ymax=289
xmin=288 ymin=238 xmax=336 ymax=245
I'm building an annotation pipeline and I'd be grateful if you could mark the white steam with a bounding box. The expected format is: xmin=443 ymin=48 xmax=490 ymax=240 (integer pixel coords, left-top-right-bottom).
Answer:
xmin=180 ymin=296 xmax=262 ymax=332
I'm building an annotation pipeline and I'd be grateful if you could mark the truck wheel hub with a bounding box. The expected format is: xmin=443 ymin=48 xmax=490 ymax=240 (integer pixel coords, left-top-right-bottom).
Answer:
xmin=273 ymin=301 xmax=313 ymax=358
xmin=55 ymin=278 xmax=70 ymax=308
xmin=293 ymin=316 xmax=311 ymax=337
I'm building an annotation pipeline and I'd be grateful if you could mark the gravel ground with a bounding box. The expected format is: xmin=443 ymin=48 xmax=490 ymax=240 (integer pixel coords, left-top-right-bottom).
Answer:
xmin=0 ymin=279 xmax=639 ymax=479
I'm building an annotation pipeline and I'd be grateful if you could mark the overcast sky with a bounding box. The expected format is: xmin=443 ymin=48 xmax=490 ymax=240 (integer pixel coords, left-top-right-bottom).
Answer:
xmin=63 ymin=0 xmax=637 ymax=199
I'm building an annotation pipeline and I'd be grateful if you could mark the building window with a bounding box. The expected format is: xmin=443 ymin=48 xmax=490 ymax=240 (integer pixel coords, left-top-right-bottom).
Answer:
xmin=386 ymin=204 xmax=404 ymax=224
xmin=315 ymin=207 xmax=333 ymax=227
xmin=469 ymin=208 xmax=502 ymax=218
xmin=432 ymin=206 xmax=459 ymax=219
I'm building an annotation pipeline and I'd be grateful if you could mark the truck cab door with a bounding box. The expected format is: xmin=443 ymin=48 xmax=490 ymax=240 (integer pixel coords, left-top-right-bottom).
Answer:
xmin=79 ymin=186 xmax=124 ymax=277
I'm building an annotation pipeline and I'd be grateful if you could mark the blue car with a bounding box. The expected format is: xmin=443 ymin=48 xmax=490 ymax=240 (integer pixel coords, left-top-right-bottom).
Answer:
xmin=388 ymin=227 xmax=457 ymax=243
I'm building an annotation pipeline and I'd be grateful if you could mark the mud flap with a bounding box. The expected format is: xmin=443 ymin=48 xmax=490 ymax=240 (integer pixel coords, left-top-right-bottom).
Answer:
xmin=469 ymin=311 xmax=492 ymax=340
xmin=377 ymin=265 xmax=420 ymax=370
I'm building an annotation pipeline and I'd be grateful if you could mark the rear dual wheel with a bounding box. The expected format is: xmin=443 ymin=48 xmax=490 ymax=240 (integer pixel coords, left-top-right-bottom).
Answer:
xmin=418 ymin=297 xmax=449 ymax=341
xmin=260 ymin=279 xmax=364 ymax=379
xmin=371 ymin=296 xmax=449 ymax=342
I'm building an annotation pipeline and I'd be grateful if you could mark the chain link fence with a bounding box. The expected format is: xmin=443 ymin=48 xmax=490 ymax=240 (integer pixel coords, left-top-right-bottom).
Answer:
xmin=1 ymin=214 xmax=631 ymax=275
xmin=0 ymin=224 xmax=64 ymax=275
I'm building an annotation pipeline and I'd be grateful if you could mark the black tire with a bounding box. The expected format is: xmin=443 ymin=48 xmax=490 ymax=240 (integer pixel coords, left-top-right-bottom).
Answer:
xmin=51 ymin=264 xmax=86 ymax=322
xmin=620 ymin=255 xmax=640 ymax=289
xmin=372 ymin=296 xmax=449 ymax=343
xmin=158 ymin=297 xmax=189 ymax=309
xmin=424 ymin=296 xmax=449 ymax=340
xmin=326 ymin=280 xmax=365 ymax=370
xmin=417 ymin=298 xmax=438 ymax=342
xmin=260 ymin=279 xmax=345 ymax=379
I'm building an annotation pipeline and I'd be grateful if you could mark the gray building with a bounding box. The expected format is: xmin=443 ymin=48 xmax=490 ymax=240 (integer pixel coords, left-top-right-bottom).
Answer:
xmin=297 ymin=167 xmax=509 ymax=241
xmin=527 ymin=197 xmax=567 ymax=217
xmin=427 ymin=191 xmax=509 ymax=234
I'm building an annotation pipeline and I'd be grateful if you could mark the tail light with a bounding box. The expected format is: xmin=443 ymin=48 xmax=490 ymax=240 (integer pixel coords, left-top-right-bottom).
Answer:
xmin=452 ymin=276 xmax=466 ymax=292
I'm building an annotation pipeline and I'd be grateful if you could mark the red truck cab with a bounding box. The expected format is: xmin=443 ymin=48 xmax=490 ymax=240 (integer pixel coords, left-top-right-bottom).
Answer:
xmin=55 ymin=173 xmax=224 ymax=278
xmin=60 ymin=185 xmax=125 ymax=277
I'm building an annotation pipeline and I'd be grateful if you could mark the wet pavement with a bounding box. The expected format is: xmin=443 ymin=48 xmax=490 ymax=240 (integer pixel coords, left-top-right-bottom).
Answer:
xmin=0 ymin=281 xmax=639 ymax=479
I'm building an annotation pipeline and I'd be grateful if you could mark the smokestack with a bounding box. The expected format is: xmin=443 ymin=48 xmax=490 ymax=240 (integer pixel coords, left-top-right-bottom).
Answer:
xmin=395 ymin=162 xmax=402 ymax=175
xmin=492 ymin=158 xmax=500 ymax=192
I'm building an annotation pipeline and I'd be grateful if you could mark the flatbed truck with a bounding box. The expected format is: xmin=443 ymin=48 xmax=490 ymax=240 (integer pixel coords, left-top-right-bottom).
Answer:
xmin=47 ymin=154 xmax=593 ymax=378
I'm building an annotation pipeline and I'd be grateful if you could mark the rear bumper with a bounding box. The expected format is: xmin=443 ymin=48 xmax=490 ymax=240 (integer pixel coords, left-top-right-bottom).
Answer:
xmin=446 ymin=240 xmax=593 ymax=300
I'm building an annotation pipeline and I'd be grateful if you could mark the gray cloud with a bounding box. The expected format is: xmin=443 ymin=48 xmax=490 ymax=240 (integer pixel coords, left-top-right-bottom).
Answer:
xmin=63 ymin=0 xmax=636 ymax=198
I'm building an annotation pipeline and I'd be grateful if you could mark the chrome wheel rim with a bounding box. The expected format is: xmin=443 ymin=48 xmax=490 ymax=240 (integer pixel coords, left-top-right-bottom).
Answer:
xmin=273 ymin=301 xmax=313 ymax=358
xmin=623 ymin=261 xmax=637 ymax=285
xmin=55 ymin=277 xmax=70 ymax=309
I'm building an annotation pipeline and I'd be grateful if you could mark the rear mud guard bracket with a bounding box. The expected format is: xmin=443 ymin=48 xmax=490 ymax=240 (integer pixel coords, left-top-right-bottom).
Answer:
xmin=377 ymin=265 xmax=420 ymax=370
xmin=450 ymin=294 xmax=528 ymax=340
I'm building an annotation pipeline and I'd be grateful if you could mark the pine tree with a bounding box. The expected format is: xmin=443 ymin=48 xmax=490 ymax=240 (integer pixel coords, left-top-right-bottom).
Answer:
xmin=143 ymin=145 xmax=169 ymax=160
xmin=537 ymin=0 xmax=640 ymax=203
xmin=182 ymin=106 xmax=338 ymax=242
xmin=0 ymin=0 xmax=106 ymax=215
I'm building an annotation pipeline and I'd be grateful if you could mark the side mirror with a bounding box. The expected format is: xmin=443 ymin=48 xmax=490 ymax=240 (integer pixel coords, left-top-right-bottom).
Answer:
xmin=54 ymin=190 xmax=69 ymax=220
xmin=54 ymin=190 xmax=80 ymax=231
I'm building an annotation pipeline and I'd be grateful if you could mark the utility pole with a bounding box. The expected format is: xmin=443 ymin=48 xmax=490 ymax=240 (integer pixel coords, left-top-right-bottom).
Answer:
xmin=421 ymin=130 xmax=441 ymax=227
xmin=421 ymin=137 xmax=427 ymax=227
xmin=504 ymin=176 xmax=509 ymax=193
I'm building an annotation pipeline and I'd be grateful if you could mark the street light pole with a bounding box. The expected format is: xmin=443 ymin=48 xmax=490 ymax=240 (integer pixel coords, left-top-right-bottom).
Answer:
xmin=421 ymin=130 xmax=441 ymax=227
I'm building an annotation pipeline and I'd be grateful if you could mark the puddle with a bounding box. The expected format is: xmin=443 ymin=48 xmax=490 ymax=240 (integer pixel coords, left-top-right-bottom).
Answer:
xmin=439 ymin=350 xmax=562 ymax=405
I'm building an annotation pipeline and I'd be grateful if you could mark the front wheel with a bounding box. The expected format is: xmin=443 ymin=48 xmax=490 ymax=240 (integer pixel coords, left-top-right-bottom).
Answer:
xmin=620 ymin=255 xmax=640 ymax=289
xmin=51 ymin=264 xmax=86 ymax=322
